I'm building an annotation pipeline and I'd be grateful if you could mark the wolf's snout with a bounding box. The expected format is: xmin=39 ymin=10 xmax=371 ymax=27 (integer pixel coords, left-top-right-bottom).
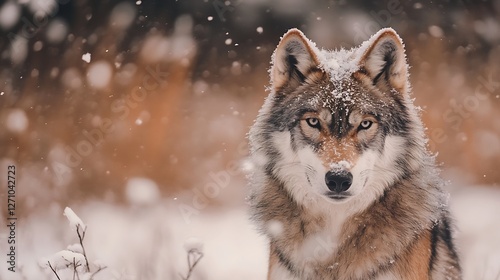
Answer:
xmin=325 ymin=171 xmax=353 ymax=192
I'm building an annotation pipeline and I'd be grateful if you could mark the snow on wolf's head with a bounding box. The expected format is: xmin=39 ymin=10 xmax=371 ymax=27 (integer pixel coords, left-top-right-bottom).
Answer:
xmin=249 ymin=28 xmax=428 ymax=209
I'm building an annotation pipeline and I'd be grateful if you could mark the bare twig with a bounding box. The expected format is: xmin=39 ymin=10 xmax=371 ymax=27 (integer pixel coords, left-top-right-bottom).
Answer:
xmin=71 ymin=257 xmax=82 ymax=280
xmin=180 ymin=249 xmax=203 ymax=280
xmin=76 ymin=225 xmax=90 ymax=272
xmin=72 ymin=257 xmax=76 ymax=280
xmin=47 ymin=261 xmax=61 ymax=280
xmin=89 ymin=266 xmax=108 ymax=280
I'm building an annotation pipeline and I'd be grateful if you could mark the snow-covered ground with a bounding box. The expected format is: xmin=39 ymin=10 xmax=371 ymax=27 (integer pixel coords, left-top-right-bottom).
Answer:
xmin=0 ymin=199 xmax=269 ymax=280
xmin=450 ymin=185 xmax=500 ymax=280
xmin=1 ymin=181 xmax=500 ymax=280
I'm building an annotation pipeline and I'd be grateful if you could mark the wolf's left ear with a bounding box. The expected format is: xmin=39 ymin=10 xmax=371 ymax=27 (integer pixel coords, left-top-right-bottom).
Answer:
xmin=271 ymin=29 xmax=320 ymax=91
xmin=358 ymin=28 xmax=408 ymax=93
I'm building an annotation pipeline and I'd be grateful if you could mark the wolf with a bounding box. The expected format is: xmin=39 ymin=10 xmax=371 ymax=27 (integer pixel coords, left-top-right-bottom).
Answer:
xmin=248 ymin=28 xmax=461 ymax=280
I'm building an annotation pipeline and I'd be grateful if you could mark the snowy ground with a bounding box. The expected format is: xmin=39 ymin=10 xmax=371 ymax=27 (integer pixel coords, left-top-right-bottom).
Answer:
xmin=450 ymin=185 xmax=500 ymax=280
xmin=1 ymin=183 xmax=500 ymax=280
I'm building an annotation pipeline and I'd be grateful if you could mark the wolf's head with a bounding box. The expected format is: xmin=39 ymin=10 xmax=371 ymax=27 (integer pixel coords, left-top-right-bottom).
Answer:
xmin=250 ymin=28 xmax=430 ymax=209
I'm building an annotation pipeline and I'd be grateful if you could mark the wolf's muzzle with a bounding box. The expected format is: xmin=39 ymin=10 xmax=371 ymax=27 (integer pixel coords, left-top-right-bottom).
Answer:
xmin=325 ymin=170 xmax=353 ymax=193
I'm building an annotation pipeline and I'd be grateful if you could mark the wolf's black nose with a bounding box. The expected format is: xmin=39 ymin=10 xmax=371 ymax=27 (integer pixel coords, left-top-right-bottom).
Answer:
xmin=325 ymin=171 xmax=353 ymax=192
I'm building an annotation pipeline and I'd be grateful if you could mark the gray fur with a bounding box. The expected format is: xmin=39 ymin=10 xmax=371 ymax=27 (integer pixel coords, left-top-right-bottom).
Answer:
xmin=248 ymin=28 xmax=461 ymax=280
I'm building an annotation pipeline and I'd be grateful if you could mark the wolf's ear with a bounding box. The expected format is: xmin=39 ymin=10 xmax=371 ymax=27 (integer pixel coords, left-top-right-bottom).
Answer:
xmin=271 ymin=29 xmax=320 ymax=91
xmin=358 ymin=28 xmax=408 ymax=93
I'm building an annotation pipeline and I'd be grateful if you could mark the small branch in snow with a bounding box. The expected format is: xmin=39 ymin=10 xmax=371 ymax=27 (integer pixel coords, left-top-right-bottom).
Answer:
xmin=72 ymin=257 xmax=81 ymax=280
xmin=47 ymin=261 xmax=61 ymax=280
xmin=180 ymin=249 xmax=203 ymax=280
xmin=76 ymin=225 xmax=90 ymax=272
xmin=64 ymin=207 xmax=87 ymax=232
xmin=41 ymin=207 xmax=102 ymax=279
xmin=89 ymin=266 xmax=108 ymax=280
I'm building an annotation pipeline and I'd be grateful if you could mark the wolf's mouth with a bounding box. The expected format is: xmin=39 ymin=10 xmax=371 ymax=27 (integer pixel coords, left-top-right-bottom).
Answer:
xmin=326 ymin=191 xmax=351 ymax=200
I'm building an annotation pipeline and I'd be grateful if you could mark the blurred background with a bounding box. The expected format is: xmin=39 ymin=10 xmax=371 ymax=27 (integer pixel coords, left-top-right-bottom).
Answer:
xmin=0 ymin=0 xmax=499 ymax=279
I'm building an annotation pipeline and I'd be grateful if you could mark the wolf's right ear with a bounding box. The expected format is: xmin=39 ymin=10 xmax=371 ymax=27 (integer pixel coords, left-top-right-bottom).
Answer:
xmin=271 ymin=29 xmax=320 ymax=91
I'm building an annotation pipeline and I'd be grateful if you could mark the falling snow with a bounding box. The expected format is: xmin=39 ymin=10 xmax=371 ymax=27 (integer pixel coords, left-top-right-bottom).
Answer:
xmin=46 ymin=19 xmax=68 ymax=44
xmin=0 ymin=1 xmax=21 ymax=30
xmin=429 ymin=25 xmax=444 ymax=38
xmin=82 ymin=53 xmax=91 ymax=63
xmin=125 ymin=177 xmax=160 ymax=206
xmin=109 ymin=2 xmax=137 ymax=30
xmin=6 ymin=109 xmax=29 ymax=133
xmin=86 ymin=61 xmax=113 ymax=89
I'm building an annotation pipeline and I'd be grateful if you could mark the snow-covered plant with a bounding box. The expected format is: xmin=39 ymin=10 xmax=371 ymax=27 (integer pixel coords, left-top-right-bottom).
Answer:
xmin=63 ymin=207 xmax=90 ymax=272
xmin=180 ymin=237 xmax=204 ymax=280
xmin=39 ymin=207 xmax=106 ymax=280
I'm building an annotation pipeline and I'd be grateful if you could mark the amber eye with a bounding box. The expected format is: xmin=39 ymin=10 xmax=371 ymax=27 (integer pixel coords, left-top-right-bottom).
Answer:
xmin=359 ymin=120 xmax=373 ymax=130
xmin=306 ymin=118 xmax=321 ymax=129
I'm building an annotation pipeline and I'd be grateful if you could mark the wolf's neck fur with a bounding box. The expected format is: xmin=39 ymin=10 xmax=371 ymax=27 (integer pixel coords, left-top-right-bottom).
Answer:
xmin=251 ymin=153 xmax=443 ymax=278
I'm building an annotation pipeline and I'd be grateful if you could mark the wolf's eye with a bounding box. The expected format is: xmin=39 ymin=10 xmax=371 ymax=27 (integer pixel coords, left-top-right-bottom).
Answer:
xmin=359 ymin=120 xmax=373 ymax=130
xmin=306 ymin=118 xmax=321 ymax=129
